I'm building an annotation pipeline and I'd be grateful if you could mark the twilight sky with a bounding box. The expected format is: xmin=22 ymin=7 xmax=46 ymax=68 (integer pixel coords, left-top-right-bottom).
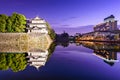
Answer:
xmin=0 ymin=0 xmax=120 ymax=28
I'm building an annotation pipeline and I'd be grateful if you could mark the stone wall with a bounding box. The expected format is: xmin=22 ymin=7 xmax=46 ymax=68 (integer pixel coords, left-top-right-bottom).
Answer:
xmin=0 ymin=33 xmax=52 ymax=53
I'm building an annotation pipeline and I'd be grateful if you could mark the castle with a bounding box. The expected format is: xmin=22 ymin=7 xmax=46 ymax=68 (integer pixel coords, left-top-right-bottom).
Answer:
xmin=26 ymin=16 xmax=48 ymax=34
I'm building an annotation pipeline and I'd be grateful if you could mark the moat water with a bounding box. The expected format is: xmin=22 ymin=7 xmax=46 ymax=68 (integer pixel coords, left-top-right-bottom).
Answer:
xmin=0 ymin=42 xmax=120 ymax=80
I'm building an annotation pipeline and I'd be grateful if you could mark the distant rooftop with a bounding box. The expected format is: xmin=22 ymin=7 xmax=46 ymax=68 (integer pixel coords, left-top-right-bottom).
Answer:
xmin=104 ymin=15 xmax=115 ymax=21
xmin=31 ymin=16 xmax=44 ymax=21
xmin=35 ymin=16 xmax=40 ymax=19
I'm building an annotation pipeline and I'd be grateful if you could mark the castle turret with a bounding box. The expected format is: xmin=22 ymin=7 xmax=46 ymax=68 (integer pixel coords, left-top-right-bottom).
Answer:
xmin=27 ymin=16 xmax=48 ymax=34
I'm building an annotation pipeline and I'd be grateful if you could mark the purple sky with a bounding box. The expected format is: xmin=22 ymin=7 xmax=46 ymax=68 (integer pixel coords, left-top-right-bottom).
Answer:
xmin=0 ymin=0 xmax=120 ymax=28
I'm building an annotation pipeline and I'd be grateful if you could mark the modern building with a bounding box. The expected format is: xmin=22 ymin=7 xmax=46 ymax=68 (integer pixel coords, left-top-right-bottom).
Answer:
xmin=94 ymin=15 xmax=118 ymax=31
xmin=27 ymin=50 xmax=49 ymax=70
xmin=27 ymin=16 xmax=48 ymax=34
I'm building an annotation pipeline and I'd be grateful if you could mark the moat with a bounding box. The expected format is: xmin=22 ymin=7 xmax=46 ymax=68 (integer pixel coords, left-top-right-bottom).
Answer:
xmin=1 ymin=0 xmax=120 ymax=80
xmin=0 ymin=41 xmax=120 ymax=80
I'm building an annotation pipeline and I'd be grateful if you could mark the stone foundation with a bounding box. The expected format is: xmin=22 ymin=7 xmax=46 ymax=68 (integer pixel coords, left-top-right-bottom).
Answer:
xmin=0 ymin=33 xmax=52 ymax=53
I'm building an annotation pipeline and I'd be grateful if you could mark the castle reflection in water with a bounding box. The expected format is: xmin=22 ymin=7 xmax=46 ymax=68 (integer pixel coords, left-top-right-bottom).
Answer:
xmin=27 ymin=50 xmax=49 ymax=69
xmin=0 ymin=41 xmax=120 ymax=72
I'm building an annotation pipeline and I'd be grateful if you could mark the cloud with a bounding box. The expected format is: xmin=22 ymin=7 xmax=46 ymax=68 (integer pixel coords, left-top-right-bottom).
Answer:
xmin=74 ymin=25 xmax=94 ymax=28
xmin=53 ymin=25 xmax=94 ymax=35
xmin=50 ymin=22 xmax=60 ymax=25
xmin=60 ymin=24 xmax=70 ymax=27
xmin=68 ymin=17 xmax=78 ymax=19
xmin=62 ymin=16 xmax=78 ymax=21
xmin=50 ymin=16 xmax=79 ymax=28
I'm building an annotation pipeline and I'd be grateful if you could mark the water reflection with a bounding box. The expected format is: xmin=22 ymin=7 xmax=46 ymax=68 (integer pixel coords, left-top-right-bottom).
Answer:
xmin=0 ymin=41 xmax=120 ymax=72
xmin=0 ymin=53 xmax=27 ymax=72
xmin=94 ymin=50 xmax=117 ymax=66
xmin=27 ymin=50 xmax=49 ymax=69
xmin=0 ymin=42 xmax=56 ymax=72
xmin=52 ymin=41 xmax=120 ymax=67
xmin=79 ymin=41 xmax=120 ymax=66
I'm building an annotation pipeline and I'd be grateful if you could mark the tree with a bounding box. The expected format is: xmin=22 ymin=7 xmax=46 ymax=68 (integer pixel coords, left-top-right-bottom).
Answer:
xmin=0 ymin=54 xmax=9 ymax=70
xmin=10 ymin=53 xmax=27 ymax=72
xmin=0 ymin=53 xmax=27 ymax=72
xmin=0 ymin=14 xmax=8 ymax=32
xmin=46 ymin=22 xmax=56 ymax=40
xmin=0 ymin=13 xmax=26 ymax=32
xmin=6 ymin=17 xmax=12 ymax=32
xmin=11 ymin=13 xmax=26 ymax=32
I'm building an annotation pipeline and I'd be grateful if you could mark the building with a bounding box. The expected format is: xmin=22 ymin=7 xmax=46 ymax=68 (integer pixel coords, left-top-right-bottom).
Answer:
xmin=93 ymin=50 xmax=118 ymax=66
xmin=77 ymin=15 xmax=120 ymax=41
xmin=27 ymin=16 xmax=48 ymax=34
xmin=77 ymin=32 xmax=94 ymax=41
xmin=94 ymin=15 xmax=118 ymax=31
xmin=27 ymin=50 xmax=49 ymax=70
xmin=94 ymin=31 xmax=119 ymax=41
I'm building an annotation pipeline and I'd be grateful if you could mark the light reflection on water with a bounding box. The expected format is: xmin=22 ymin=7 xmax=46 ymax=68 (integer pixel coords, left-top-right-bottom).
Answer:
xmin=0 ymin=42 xmax=120 ymax=80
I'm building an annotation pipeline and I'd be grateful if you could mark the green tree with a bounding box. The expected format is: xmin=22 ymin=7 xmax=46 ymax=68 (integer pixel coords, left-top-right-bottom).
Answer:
xmin=10 ymin=53 xmax=27 ymax=72
xmin=0 ymin=53 xmax=27 ymax=72
xmin=46 ymin=22 xmax=56 ymax=40
xmin=0 ymin=13 xmax=26 ymax=32
xmin=11 ymin=13 xmax=26 ymax=32
xmin=6 ymin=17 xmax=12 ymax=32
xmin=0 ymin=14 xmax=8 ymax=32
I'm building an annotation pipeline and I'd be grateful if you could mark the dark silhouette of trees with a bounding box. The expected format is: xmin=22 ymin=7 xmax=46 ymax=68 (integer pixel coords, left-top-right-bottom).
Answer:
xmin=56 ymin=31 xmax=69 ymax=42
